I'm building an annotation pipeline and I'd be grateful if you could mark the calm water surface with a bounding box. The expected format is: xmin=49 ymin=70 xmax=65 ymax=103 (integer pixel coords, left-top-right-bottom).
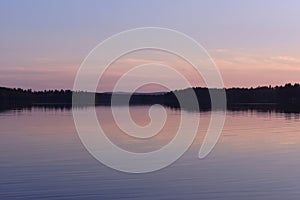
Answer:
xmin=1 ymin=106 xmax=300 ymax=199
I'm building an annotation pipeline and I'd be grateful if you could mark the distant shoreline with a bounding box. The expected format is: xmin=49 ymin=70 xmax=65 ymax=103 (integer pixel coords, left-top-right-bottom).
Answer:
xmin=1 ymin=83 xmax=300 ymax=113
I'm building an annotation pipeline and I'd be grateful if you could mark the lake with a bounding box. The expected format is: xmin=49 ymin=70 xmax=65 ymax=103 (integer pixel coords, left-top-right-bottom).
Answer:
xmin=1 ymin=106 xmax=300 ymax=199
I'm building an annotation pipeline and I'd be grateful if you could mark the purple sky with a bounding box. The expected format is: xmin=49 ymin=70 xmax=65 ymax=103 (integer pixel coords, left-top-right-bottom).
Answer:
xmin=1 ymin=0 xmax=300 ymax=91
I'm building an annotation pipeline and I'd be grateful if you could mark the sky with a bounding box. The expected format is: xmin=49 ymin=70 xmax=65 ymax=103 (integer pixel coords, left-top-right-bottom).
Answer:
xmin=0 ymin=0 xmax=300 ymax=92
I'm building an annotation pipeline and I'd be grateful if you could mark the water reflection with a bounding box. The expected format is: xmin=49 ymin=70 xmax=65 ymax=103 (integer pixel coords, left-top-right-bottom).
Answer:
xmin=0 ymin=106 xmax=300 ymax=199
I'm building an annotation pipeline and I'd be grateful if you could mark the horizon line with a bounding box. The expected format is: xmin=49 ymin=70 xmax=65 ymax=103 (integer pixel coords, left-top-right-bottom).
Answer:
xmin=1 ymin=82 xmax=299 ymax=94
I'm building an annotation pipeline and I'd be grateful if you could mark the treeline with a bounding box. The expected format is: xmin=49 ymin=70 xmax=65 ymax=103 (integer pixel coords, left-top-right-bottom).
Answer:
xmin=167 ymin=83 xmax=300 ymax=111
xmin=1 ymin=83 xmax=300 ymax=112
xmin=0 ymin=88 xmax=73 ymax=105
xmin=226 ymin=83 xmax=300 ymax=109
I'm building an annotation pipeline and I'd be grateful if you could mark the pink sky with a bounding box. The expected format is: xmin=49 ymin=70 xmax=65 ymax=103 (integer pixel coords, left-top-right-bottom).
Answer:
xmin=0 ymin=48 xmax=299 ymax=92
xmin=1 ymin=1 xmax=299 ymax=92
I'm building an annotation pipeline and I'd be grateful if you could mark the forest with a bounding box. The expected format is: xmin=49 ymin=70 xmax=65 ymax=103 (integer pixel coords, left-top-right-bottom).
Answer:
xmin=1 ymin=83 xmax=299 ymax=112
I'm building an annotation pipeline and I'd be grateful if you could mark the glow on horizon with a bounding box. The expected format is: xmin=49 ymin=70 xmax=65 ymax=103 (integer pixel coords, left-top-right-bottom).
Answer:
xmin=1 ymin=48 xmax=299 ymax=92
xmin=0 ymin=0 xmax=299 ymax=91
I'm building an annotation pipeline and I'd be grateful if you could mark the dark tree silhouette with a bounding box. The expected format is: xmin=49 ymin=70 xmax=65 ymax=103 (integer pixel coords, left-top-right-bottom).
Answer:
xmin=1 ymin=83 xmax=300 ymax=112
